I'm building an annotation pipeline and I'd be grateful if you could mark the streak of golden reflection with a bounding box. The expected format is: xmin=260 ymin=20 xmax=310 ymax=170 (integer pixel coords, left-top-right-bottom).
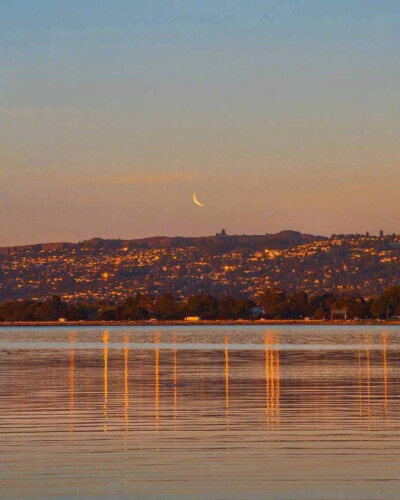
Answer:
xmin=68 ymin=331 xmax=76 ymax=434
xmin=275 ymin=348 xmax=280 ymax=418
xmin=69 ymin=331 xmax=76 ymax=411
xmin=358 ymin=351 xmax=362 ymax=418
xmin=173 ymin=348 xmax=178 ymax=421
xmin=224 ymin=337 xmax=229 ymax=412
xmin=155 ymin=334 xmax=160 ymax=430
xmin=265 ymin=332 xmax=280 ymax=428
xmin=124 ymin=335 xmax=129 ymax=436
xmin=103 ymin=331 xmax=109 ymax=433
xmin=265 ymin=348 xmax=269 ymax=416
xmin=383 ymin=332 xmax=388 ymax=412
xmin=224 ymin=336 xmax=230 ymax=440
xmin=366 ymin=347 xmax=371 ymax=428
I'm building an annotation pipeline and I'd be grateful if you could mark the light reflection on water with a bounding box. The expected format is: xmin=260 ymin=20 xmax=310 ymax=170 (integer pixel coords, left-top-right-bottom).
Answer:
xmin=0 ymin=326 xmax=400 ymax=499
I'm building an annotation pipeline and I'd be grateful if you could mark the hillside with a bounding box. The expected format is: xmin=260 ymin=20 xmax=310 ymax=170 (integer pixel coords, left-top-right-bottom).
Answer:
xmin=0 ymin=231 xmax=399 ymax=301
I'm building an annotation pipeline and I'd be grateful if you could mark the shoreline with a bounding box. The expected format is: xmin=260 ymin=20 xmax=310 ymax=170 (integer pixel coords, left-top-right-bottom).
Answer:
xmin=1 ymin=319 xmax=400 ymax=327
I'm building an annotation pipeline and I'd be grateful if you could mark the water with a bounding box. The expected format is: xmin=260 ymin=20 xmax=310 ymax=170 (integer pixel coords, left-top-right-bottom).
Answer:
xmin=0 ymin=325 xmax=399 ymax=499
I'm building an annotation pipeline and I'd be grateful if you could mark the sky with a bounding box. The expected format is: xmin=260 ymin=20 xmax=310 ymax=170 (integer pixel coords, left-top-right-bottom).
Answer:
xmin=1 ymin=1 xmax=399 ymax=245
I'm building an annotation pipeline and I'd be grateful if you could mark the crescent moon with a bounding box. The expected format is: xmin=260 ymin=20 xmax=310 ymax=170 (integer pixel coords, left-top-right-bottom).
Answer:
xmin=193 ymin=193 xmax=205 ymax=207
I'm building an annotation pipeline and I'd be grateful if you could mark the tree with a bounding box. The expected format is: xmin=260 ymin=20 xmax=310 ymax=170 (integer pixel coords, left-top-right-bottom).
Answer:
xmin=121 ymin=294 xmax=152 ymax=320
xmin=34 ymin=296 xmax=67 ymax=321
xmin=216 ymin=296 xmax=237 ymax=319
xmin=65 ymin=304 xmax=89 ymax=321
xmin=370 ymin=286 xmax=400 ymax=319
xmin=0 ymin=300 xmax=38 ymax=322
xmin=97 ymin=307 xmax=117 ymax=321
xmin=153 ymin=294 xmax=178 ymax=320
xmin=258 ymin=288 xmax=286 ymax=318
xmin=310 ymin=293 xmax=338 ymax=319
xmin=182 ymin=294 xmax=219 ymax=319
xmin=232 ymin=299 xmax=256 ymax=319
xmin=280 ymin=292 xmax=310 ymax=319
xmin=330 ymin=294 xmax=370 ymax=319
xmin=217 ymin=296 xmax=255 ymax=319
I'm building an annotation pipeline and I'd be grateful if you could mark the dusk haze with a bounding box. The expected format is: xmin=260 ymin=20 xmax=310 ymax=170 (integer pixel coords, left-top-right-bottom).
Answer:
xmin=1 ymin=1 xmax=399 ymax=245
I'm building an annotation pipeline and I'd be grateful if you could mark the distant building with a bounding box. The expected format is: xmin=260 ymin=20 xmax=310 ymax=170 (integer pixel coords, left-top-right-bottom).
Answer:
xmin=184 ymin=316 xmax=201 ymax=322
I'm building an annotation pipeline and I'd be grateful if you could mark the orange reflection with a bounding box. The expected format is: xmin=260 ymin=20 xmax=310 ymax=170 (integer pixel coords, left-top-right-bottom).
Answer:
xmin=265 ymin=333 xmax=280 ymax=428
xmin=124 ymin=335 xmax=129 ymax=434
xmin=155 ymin=334 xmax=160 ymax=430
xmin=275 ymin=348 xmax=280 ymax=418
xmin=358 ymin=351 xmax=362 ymax=418
xmin=225 ymin=337 xmax=229 ymax=412
xmin=357 ymin=337 xmax=387 ymax=423
xmin=224 ymin=336 xmax=230 ymax=438
xmin=103 ymin=331 xmax=109 ymax=433
xmin=173 ymin=348 xmax=178 ymax=421
xmin=383 ymin=332 xmax=388 ymax=412
xmin=68 ymin=331 xmax=76 ymax=434
xmin=69 ymin=331 xmax=75 ymax=412
xmin=366 ymin=347 xmax=371 ymax=427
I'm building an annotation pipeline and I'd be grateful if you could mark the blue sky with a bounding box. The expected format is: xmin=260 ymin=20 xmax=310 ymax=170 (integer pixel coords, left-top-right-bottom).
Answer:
xmin=1 ymin=1 xmax=399 ymax=244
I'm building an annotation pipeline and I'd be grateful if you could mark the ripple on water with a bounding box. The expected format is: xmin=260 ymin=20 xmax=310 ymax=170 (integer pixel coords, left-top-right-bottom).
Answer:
xmin=0 ymin=325 xmax=400 ymax=499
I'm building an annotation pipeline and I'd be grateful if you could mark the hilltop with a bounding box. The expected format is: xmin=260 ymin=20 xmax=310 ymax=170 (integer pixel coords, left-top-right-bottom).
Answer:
xmin=0 ymin=230 xmax=324 ymax=255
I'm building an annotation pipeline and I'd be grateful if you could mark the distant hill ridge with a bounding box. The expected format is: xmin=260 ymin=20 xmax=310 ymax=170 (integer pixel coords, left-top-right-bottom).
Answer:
xmin=1 ymin=230 xmax=399 ymax=301
xmin=0 ymin=230 xmax=327 ymax=255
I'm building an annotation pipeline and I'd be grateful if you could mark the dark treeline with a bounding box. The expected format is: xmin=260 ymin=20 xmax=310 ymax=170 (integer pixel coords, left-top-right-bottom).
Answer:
xmin=0 ymin=294 xmax=255 ymax=322
xmin=1 ymin=287 xmax=400 ymax=322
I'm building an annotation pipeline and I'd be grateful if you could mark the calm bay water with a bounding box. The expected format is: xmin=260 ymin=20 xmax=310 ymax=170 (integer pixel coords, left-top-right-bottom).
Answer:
xmin=0 ymin=325 xmax=399 ymax=499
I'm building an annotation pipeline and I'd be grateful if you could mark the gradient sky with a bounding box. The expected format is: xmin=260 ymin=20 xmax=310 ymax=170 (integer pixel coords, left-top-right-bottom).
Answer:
xmin=1 ymin=1 xmax=399 ymax=245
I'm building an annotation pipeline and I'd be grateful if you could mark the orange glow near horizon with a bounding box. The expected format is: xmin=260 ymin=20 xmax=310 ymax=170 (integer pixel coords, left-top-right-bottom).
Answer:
xmin=2 ymin=0 xmax=400 ymax=247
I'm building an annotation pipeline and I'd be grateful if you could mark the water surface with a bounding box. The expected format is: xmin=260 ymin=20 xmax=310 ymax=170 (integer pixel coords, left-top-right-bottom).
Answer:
xmin=0 ymin=325 xmax=399 ymax=499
